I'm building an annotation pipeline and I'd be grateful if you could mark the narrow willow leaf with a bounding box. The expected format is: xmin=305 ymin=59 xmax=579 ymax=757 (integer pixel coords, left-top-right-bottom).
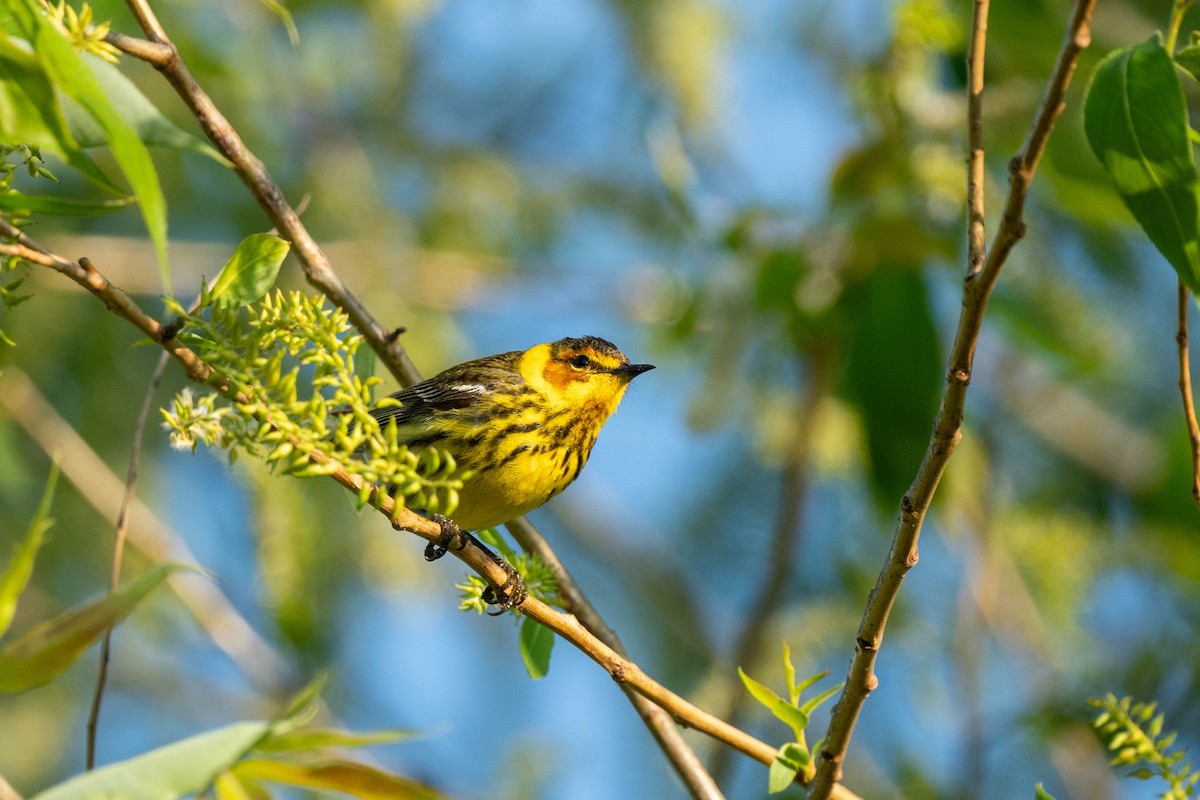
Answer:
xmin=1034 ymin=782 xmax=1059 ymax=800
xmin=0 ymin=461 xmax=58 ymax=638
xmin=782 ymin=642 xmax=797 ymax=704
xmin=0 ymin=33 xmax=113 ymax=188
xmin=738 ymin=667 xmax=809 ymax=739
xmin=519 ymin=616 xmax=554 ymax=680
xmin=1084 ymin=36 xmax=1200 ymax=293
xmin=0 ymin=192 xmax=133 ymax=215
xmin=16 ymin=2 xmax=171 ymax=290
xmin=255 ymin=727 xmax=422 ymax=754
xmin=210 ymin=234 xmax=291 ymax=307
xmin=799 ymin=680 xmax=845 ymax=717
xmin=31 ymin=722 xmax=271 ymax=800
xmin=233 ymin=759 xmax=447 ymax=800
xmin=0 ymin=562 xmax=188 ymax=692
xmin=276 ymin=670 xmax=329 ymax=724
xmin=62 ymin=54 xmax=226 ymax=164
xmin=214 ymin=770 xmax=267 ymax=800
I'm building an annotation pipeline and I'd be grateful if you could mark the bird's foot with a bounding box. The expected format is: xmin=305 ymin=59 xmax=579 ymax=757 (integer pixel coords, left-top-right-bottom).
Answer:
xmin=482 ymin=557 xmax=528 ymax=615
xmin=424 ymin=513 xmax=470 ymax=561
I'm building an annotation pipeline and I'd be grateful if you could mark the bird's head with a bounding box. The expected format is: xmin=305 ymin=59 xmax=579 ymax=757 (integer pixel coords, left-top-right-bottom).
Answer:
xmin=519 ymin=336 xmax=654 ymax=415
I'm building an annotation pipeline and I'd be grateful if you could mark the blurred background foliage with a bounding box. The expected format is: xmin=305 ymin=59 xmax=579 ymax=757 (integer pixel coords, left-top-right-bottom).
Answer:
xmin=1 ymin=0 xmax=1198 ymax=797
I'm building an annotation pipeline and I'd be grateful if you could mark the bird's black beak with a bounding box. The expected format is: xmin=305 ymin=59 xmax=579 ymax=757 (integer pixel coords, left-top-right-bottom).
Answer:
xmin=613 ymin=363 xmax=655 ymax=379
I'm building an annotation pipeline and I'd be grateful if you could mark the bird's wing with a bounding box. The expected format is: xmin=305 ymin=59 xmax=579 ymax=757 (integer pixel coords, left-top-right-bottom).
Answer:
xmin=368 ymin=353 xmax=519 ymax=429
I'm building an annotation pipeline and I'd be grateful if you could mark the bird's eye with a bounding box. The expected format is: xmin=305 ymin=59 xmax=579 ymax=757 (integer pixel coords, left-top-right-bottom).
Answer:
xmin=569 ymin=354 xmax=591 ymax=369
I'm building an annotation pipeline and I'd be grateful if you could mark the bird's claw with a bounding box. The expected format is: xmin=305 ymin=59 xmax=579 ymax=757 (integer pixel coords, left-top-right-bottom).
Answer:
xmin=482 ymin=558 xmax=528 ymax=615
xmin=424 ymin=513 xmax=469 ymax=561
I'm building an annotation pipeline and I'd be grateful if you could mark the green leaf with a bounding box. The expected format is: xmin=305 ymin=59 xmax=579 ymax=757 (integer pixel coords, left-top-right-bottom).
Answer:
xmin=1034 ymin=782 xmax=1058 ymax=800
xmin=256 ymin=0 xmax=299 ymax=47
xmin=1174 ymin=44 xmax=1200 ymax=84
xmin=255 ymin=727 xmax=422 ymax=754
xmin=0 ymin=562 xmax=189 ymax=692
xmin=0 ymin=191 xmax=133 ymax=215
xmin=0 ymin=33 xmax=114 ymax=188
xmin=210 ymin=234 xmax=290 ymax=307
xmin=233 ymin=759 xmax=447 ymax=800
xmin=738 ymin=667 xmax=809 ymax=740
xmin=782 ymin=642 xmax=797 ymax=704
xmin=0 ymin=461 xmax=57 ymax=639
xmin=1084 ymin=36 xmax=1200 ymax=294
xmin=274 ymin=670 xmax=328 ymax=728
xmin=62 ymin=54 xmax=227 ymax=164
xmin=791 ymin=668 xmax=830 ymax=702
xmin=16 ymin=3 xmax=171 ymax=290
xmin=767 ymin=742 xmax=808 ymax=794
xmin=841 ymin=268 xmax=941 ymax=506
xmin=30 ymin=721 xmax=272 ymax=800
xmin=799 ymin=680 xmax=845 ymax=718
xmin=519 ymin=616 xmax=554 ymax=679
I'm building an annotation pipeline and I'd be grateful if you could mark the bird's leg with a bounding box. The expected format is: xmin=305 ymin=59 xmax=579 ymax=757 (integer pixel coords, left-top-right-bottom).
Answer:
xmin=482 ymin=556 xmax=528 ymax=615
xmin=424 ymin=513 xmax=470 ymax=561
xmin=421 ymin=514 xmax=526 ymax=613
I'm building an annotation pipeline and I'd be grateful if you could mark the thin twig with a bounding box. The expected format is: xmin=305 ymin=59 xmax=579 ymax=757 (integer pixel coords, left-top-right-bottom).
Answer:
xmin=8 ymin=232 xmax=859 ymax=800
xmin=85 ymin=349 xmax=168 ymax=769
xmin=1176 ymin=281 xmax=1200 ymax=506
xmin=0 ymin=368 xmax=292 ymax=690
xmin=807 ymin=1 xmax=1097 ymax=796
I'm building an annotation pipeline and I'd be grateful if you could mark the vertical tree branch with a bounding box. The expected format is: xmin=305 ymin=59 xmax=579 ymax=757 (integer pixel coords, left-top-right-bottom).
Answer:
xmin=1176 ymin=281 xmax=1200 ymax=505
xmin=807 ymin=1 xmax=1097 ymax=796
xmin=966 ymin=0 xmax=989 ymax=281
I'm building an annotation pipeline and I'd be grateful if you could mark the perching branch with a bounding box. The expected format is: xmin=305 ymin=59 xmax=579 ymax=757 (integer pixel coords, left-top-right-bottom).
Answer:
xmin=806 ymin=0 xmax=1098 ymax=796
xmin=105 ymin=3 xmax=730 ymax=791
xmin=4 ymin=230 xmax=858 ymax=800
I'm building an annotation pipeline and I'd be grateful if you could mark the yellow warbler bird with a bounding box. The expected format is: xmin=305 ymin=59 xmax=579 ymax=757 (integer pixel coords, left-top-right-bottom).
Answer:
xmin=370 ymin=336 xmax=653 ymax=606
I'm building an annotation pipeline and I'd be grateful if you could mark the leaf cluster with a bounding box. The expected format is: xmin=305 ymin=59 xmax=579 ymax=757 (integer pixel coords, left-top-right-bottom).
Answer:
xmin=456 ymin=530 xmax=561 ymax=680
xmin=160 ymin=287 xmax=472 ymax=522
xmin=1089 ymin=693 xmax=1199 ymax=800
xmin=30 ymin=674 xmax=441 ymax=800
xmin=738 ymin=643 xmax=842 ymax=793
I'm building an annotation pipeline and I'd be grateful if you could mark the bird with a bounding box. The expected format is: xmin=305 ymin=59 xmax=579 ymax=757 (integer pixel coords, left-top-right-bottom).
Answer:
xmin=369 ymin=335 xmax=654 ymax=608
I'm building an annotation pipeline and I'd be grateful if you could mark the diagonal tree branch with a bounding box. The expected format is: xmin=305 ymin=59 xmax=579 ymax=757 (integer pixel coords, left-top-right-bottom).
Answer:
xmin=3 ymin=230 xmax=860 ymax=799
xmin=807 ymin=0 xmax=1098 ymax=795
xmin=103 ymin=3 xmax=731 ymax=792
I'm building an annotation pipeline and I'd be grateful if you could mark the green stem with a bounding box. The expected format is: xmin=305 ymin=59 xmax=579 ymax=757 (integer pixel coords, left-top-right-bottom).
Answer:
xmin=1166 ymin=0 xmax=1194 ymax=54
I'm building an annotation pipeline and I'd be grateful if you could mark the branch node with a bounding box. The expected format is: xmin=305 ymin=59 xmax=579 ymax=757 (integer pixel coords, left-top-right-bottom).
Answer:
xmin=385 ymin=326 xmax=406 ymax=344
